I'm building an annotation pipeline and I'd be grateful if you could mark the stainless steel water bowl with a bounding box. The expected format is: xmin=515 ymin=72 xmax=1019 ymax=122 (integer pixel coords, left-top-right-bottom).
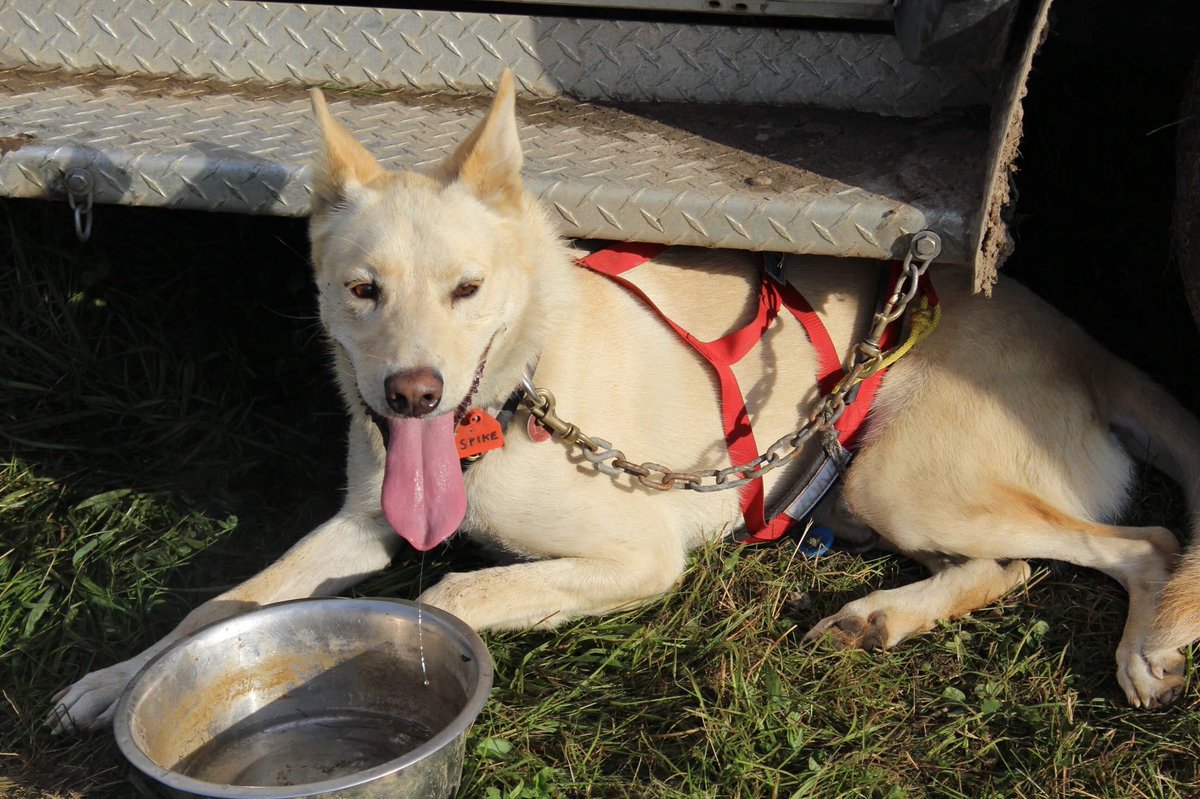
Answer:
xmin=113 ymin=598 xmax=492 ymax=798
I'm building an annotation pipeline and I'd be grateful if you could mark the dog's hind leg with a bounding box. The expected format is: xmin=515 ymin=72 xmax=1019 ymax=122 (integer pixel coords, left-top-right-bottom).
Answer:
xmin=1104 ymin=530 xmax=1189 ymax=708
xmin=806 ymin=557 xmax=1031 ymax=651
xmin=821 ymin=485 xmax=1184 ymax=706
xmin=972 ymin=494 xmax=1182 ymax=707
xmin=968 ymin=513 xmax=1183 ymax=708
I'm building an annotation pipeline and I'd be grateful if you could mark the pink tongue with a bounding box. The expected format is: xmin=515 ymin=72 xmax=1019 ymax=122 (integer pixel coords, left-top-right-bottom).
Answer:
xmin=381 ymin=414 xmax=467 ymax=551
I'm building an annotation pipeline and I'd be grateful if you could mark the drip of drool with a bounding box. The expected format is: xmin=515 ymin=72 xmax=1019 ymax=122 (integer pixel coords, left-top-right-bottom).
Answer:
xmin=417 ymin=552 xmax=429 ymax=686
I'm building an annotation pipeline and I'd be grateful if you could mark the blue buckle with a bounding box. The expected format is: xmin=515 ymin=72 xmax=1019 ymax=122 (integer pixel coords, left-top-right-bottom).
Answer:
xmin=798 ymin=526 xmax=834 ymax=558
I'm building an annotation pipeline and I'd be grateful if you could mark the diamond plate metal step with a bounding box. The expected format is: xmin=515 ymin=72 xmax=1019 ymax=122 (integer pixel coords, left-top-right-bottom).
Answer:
xmin=0 ymin=0 xmax=994 ymax=116
xmin=0 ymin=66 xmax=984 ymax=261
xmin=483 ymin=0 xmax=896 ymax=21
xmin=0 ymin=0 xmax=1031 ymax=264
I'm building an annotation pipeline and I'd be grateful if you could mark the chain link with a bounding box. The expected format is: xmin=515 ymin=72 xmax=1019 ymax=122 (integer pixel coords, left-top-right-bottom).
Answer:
xmin=521 ymin=231 xmax=942 ymax=493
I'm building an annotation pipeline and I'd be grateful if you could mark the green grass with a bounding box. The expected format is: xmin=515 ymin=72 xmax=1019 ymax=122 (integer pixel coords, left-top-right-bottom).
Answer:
xmin=0 ymin=199 xmax=344 ymax=797
xmin=1 ymin=198 xmax=1198 ymax=799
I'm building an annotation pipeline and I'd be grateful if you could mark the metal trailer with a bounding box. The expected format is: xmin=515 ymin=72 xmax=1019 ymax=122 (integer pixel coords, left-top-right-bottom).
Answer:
xmin=0 ymin=0 xmax=1050 ymax=290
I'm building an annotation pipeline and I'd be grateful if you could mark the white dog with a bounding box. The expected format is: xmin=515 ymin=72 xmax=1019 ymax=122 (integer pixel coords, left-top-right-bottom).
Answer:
xmin=52 ymin=71 xmax=1200 ymax=732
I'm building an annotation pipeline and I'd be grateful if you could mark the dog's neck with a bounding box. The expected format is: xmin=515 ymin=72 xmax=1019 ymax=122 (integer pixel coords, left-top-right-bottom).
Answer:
xmin=468 ymin=199 xmax=580 ymax=412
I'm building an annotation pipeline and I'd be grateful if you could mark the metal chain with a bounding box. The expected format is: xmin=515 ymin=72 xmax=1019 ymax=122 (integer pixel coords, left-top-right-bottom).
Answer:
xmin=519 ymin=231 xmax=942 ymax=493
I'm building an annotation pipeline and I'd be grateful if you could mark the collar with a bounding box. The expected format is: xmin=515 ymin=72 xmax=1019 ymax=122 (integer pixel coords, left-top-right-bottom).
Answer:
xmin=458 ymin=372 xmax=533 ymax=470
xmin=493 ymin=386 xmax=526 ymax=434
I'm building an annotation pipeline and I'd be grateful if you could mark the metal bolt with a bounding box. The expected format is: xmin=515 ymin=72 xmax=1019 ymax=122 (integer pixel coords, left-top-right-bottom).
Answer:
xmin=912 ymin=230 xmax=941 ymax=259
xmin=66 ymin=168 xmax=93 ymax=195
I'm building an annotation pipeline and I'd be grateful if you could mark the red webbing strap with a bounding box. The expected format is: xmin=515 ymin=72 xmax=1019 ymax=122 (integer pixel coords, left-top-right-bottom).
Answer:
xmin=577 ymin=248 xmax=776 ymax=468
xmin=574 ymin=242 xmax=670 ymax=277
xmin=776 ymin=264 xmax=929 ymax=450
xmin=580 ymin=247 xmax=938 ymax=544
xmin=578 ymin=245 xmax=813 ymax=541
xmin=776 ymin=282 xmax=842 ymax=395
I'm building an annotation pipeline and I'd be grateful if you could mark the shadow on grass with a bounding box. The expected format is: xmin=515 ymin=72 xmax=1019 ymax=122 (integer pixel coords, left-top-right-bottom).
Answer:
xmin=0 ymin=200 xmax=349 ymax=795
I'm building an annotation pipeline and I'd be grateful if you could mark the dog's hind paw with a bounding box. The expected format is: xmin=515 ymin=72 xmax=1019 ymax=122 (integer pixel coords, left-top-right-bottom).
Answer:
xmin=805 ymin=608 xmax=894 ymax=652
xmin=46 ymin=660 xmax=139 ymax=734
xmin=1118 ymin=645 xmax=1187 ymax=708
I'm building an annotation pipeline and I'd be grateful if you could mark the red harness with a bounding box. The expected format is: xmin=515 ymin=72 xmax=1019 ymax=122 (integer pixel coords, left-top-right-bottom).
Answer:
xmin=576 ymin=243 xmax=912 ymax=543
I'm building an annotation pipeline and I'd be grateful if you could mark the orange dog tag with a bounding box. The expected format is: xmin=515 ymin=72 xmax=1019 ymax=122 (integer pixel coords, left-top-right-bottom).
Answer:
xmin=455 ymin=409 xmax=505 ymax=459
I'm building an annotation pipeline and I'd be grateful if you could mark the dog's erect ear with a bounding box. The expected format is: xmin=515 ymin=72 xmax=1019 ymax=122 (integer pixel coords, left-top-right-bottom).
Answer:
xmin=310 ymin=89 xmax=386 ymax=214
xmin=438 ymin=70 xmax=523 ymax=210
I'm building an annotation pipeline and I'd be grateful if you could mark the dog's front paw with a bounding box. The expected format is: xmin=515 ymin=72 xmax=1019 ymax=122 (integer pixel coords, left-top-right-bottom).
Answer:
xmin=1118 ymin=645 xmax=1187 ymax=708
xmin=47 ymin=659 xmax=141 ymax=733
xmin=418 ymin=572 xmax=486 ymax=630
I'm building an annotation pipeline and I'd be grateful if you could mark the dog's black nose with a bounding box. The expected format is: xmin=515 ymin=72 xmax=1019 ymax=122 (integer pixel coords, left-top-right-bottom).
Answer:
xmin=384 ymin=368 xmax=444 ymax=417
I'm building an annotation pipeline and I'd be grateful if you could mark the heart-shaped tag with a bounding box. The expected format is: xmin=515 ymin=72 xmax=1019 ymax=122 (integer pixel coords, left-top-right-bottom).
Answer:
xmin=527 ymin=413 xmax=552 ymax=443
xmin=455 ymin=409 xmax=505 ymax=459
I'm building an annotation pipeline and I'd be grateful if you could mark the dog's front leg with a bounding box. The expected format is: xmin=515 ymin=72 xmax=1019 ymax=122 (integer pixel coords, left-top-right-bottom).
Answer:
xmin=48 ymin=510 xmax=400 ymax=732
xmin=419 ymin=541 xmax=689 ymax=631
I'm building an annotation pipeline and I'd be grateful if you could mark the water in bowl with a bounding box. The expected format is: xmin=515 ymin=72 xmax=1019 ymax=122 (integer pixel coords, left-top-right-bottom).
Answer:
xmin=174 ymin=708 xmax=433 ymax=787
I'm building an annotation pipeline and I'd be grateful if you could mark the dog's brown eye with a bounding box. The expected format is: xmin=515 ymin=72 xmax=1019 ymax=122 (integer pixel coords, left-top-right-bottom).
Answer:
xmin=349 ymin=281 xmax=379 ymax=301
xmin=453 ymin=281 xmax=481 ymax=300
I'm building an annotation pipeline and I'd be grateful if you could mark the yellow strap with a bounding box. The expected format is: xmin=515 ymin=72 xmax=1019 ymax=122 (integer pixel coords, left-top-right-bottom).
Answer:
xmin=875 ymin=297 xmax=941 ymax=372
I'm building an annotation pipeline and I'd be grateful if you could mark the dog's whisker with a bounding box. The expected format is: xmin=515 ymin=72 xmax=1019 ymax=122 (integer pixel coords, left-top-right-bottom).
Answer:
xmin=335 ymin=235 xmax=374 ymax=260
